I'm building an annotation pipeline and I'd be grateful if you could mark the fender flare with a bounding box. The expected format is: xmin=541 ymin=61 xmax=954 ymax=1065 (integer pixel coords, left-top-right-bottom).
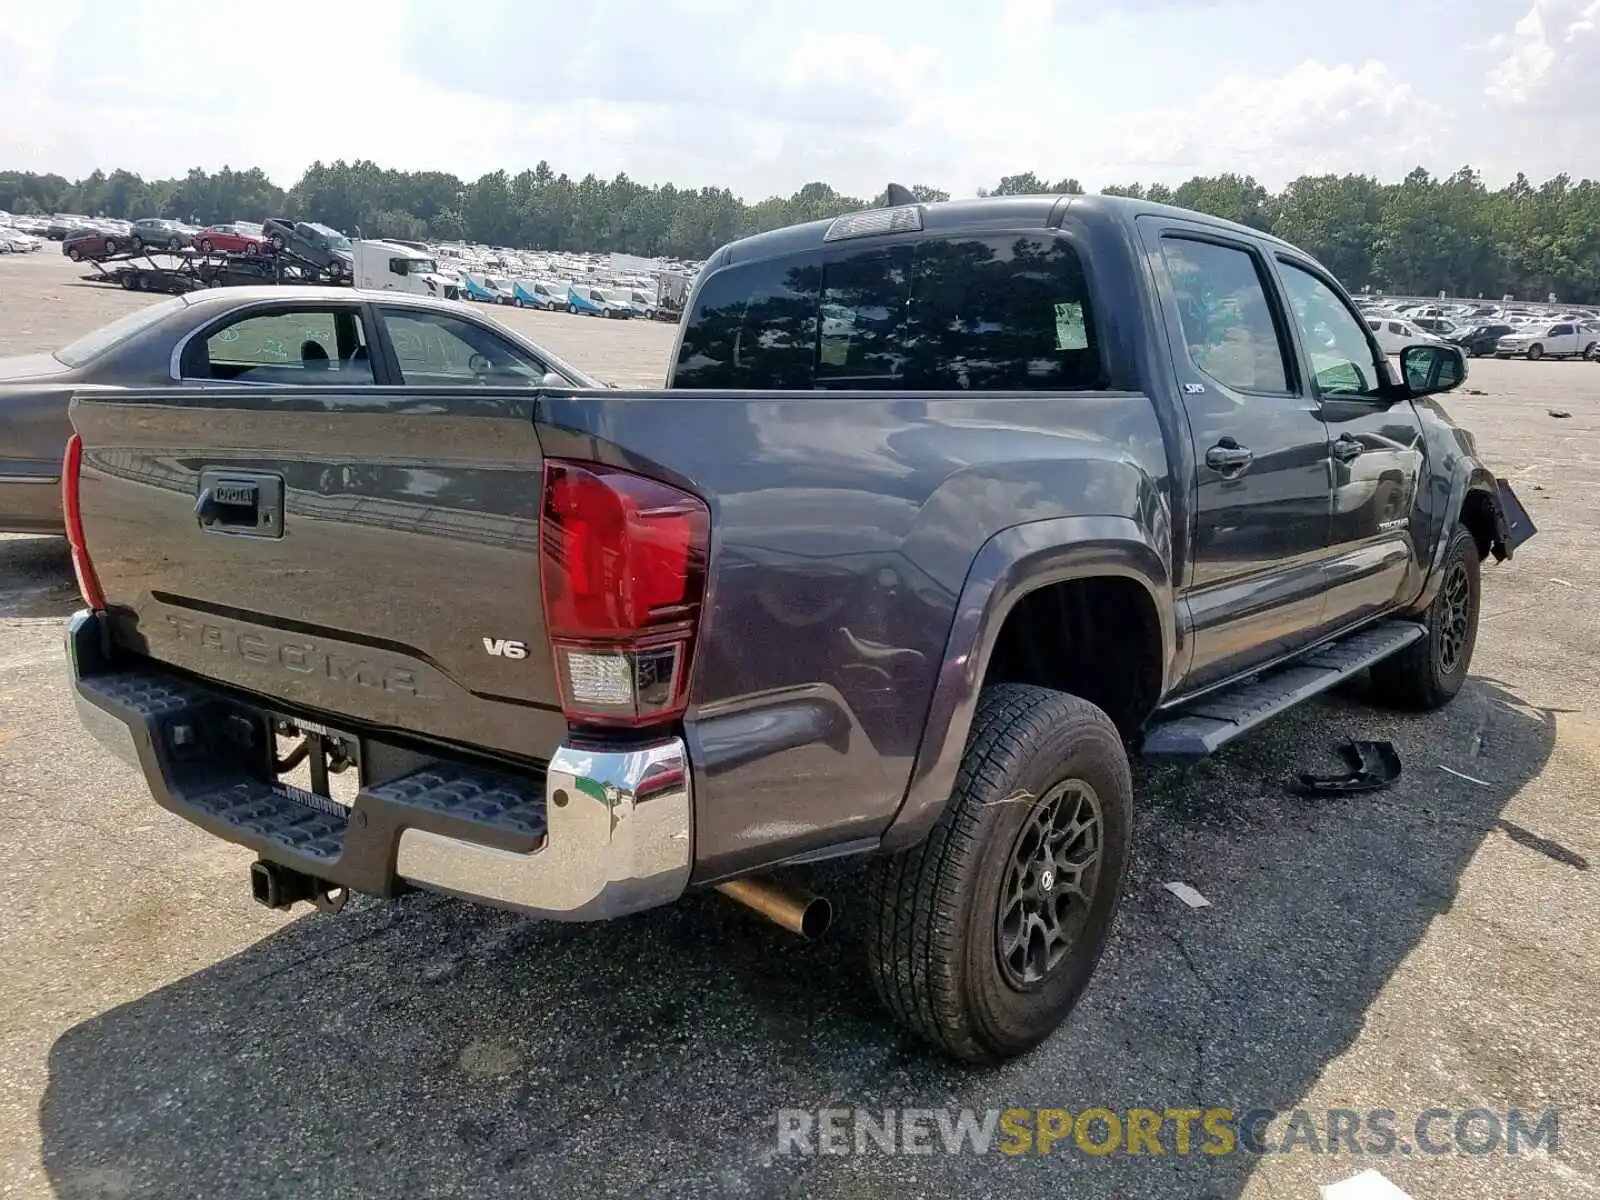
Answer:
xmin=879 ymin=515 xmax=1175 ymax=852
xmin=1410 ymin=464 xmax=1506 ymax=615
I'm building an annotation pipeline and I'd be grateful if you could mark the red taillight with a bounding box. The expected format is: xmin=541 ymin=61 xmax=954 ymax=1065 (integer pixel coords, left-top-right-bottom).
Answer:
xmin=539 ymin=459 xmax=710 ymax=728
xmin=62 ymin=433 xmax=106 ymax=611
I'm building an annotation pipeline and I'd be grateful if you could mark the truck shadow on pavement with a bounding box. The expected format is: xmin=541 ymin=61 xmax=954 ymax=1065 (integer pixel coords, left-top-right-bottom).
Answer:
xmin=39 ymin=678 xmax=1558 ymax=1200
xmin=0 ymin=535 xmax=77 ymax=619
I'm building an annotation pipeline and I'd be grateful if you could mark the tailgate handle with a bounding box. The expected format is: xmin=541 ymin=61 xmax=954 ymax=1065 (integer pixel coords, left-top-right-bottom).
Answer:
xmin=195 ymin=471 xmax=284 ymax=538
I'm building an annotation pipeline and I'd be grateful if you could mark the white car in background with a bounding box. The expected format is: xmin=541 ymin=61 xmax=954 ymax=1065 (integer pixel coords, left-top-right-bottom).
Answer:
xmin=0 ymin=226 xmax=44 ymax=253
xmin=1366 ymin=316 xmax=1444 ymax=355
xmin=1494 ymin=321 xmax=1599 ymax=361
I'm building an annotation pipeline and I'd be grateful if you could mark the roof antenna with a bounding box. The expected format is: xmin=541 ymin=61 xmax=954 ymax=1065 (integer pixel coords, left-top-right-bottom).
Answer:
xmin=877 ymin=182 xmax=918 ymax=207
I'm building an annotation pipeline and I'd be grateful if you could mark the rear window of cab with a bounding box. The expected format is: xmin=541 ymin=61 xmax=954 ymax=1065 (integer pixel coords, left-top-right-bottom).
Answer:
xmin=671 ymin=232 xmax=1103 ymax=391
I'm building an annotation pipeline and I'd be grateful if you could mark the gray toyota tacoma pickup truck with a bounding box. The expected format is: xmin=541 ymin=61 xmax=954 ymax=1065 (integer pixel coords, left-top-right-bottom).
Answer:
xmin=63 ymin=193 xmax=1535 ymax=1063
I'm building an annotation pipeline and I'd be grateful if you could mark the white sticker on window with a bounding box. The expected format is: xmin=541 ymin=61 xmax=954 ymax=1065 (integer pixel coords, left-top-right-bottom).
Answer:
xmin=1054 ymin=302 xmax=1087 ymax=350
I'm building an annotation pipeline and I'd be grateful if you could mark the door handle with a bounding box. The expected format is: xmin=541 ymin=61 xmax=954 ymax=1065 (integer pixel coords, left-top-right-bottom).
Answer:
xmin=1332 ymin=436 xmax=1364 ymax=463
xmin=1205 ymin=438 xmax=1254 ymax=476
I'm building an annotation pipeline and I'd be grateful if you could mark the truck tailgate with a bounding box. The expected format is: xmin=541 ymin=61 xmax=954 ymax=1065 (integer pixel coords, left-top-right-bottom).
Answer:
xmin=68 ymin=385 xmax=567 ymax=761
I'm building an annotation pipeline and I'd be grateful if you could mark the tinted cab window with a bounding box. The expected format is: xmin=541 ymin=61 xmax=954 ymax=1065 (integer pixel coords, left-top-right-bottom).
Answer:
xmin=672 ymin=231 xmax=1103 ymax=391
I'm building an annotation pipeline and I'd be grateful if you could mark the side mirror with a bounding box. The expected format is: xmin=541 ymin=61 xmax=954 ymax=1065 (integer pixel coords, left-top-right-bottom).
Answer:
xmin=1399 ymin=343 xmax=1465 ymax=396
xmin=539 ymin=371 xmax=568 ymax=388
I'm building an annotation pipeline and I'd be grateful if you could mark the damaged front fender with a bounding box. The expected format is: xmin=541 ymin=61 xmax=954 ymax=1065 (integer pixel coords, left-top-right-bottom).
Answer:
xmin=1490 ymin=476 xmax=1538 ymax=560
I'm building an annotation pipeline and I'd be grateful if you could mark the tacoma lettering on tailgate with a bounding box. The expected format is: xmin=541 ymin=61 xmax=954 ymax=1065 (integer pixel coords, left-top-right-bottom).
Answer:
xmin=164 ymin=614 xmax=424 ymax=696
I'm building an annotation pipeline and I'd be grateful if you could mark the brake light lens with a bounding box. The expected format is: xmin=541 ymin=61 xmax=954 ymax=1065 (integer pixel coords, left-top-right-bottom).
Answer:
xmin=539 ymin=460 xmax=710 ymax=728
xmin=62 ymin=433 xmax=106 ymax=611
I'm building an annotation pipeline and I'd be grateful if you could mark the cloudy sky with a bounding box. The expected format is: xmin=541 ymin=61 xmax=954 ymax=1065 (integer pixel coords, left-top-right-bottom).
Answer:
xmin=2 ymin=0 xmax=1597 ymax=199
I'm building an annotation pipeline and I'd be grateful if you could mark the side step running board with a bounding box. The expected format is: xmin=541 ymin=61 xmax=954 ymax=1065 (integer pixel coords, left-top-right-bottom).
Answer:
xmin=1141 ymin=621 xmax=1427 ymax=760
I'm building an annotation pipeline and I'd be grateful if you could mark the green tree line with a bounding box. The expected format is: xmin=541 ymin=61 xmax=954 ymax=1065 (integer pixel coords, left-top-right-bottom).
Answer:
xmin=4 ymin=160 xmax=1598 ymax=301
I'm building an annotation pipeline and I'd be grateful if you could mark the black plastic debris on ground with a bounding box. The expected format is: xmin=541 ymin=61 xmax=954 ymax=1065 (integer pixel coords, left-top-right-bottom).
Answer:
xmin=1290 ymin=740 xmax=1402 ymax=796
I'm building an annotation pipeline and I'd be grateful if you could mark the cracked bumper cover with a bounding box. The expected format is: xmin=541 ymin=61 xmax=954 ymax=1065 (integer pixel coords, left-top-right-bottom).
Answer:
xmin=65 ymin=609 xmax=694 ymax=921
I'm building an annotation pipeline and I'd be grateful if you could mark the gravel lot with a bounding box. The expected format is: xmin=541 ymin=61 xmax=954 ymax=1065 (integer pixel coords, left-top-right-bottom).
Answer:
xmin=2 ymin=252 xmax=1597 ymax=1199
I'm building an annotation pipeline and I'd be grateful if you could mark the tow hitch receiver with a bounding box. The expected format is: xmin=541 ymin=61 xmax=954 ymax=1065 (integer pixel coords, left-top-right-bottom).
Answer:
xmin=250 ymin=859 xmax=348 ymax=913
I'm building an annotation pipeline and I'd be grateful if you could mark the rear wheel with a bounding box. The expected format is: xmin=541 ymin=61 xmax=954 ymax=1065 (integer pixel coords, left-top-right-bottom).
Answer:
xmin=104 ymin=238 xmax=119 ymax=254
xmin=1370 ymin=522 xmax=1480 ymax=710
xmin=167 ymin=236 xmax=181 ymax=250
xmin=199 ymin=239 xmax=213 ymax=254
xmin=67 ymin=247 xmax=82 ymax=262
xmin=1583 ymin=341 xmax=1597 ymax=360
xmin=865 ymin=685 xmax=1132 ymax=1064
xmin=129 ymin=236 xmax=143 ymax=252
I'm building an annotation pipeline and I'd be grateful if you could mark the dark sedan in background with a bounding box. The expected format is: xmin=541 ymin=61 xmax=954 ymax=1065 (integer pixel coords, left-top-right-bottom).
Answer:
xmin=0 ymin=286 xmax=598 ymax=534
xmin=1448 ymin=322 xmax=1515 ymax=357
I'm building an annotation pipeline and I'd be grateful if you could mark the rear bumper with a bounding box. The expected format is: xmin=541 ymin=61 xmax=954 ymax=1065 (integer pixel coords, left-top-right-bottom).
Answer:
xmin=66 ymin=610 xmax=693 ymax=920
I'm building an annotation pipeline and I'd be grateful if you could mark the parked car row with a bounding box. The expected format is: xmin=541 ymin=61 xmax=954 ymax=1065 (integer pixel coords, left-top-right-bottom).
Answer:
xmin=459 ymin=275 xmax=657 ymax=318
xmin=1366 ymin=309 xmax=1600 ymax=361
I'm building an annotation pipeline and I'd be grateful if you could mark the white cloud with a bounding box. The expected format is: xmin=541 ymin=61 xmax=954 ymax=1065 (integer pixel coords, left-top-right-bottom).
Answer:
xmin=0 ymin=0 xmax=1583 ymax=201
xmin=1485 ymin=0 xmax=1600 ymax=107
xmin=894 ymin=58 xmax=1444 ymax=193
xmin=1101 ymin=60 xmax=1446 ymax=181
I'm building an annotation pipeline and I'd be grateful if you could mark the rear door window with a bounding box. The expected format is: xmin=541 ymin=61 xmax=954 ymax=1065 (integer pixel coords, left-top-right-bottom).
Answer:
xmin=1159 ymin=236 xmax=1291 ymax=393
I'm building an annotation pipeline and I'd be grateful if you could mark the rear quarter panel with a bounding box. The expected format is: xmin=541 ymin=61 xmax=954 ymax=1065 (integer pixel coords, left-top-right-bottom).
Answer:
xmin=536 ymin=388 xmax=1171 ymax=880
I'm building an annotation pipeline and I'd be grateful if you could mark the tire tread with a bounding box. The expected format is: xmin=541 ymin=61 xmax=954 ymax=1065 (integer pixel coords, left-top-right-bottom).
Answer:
xmin=1371 ymin=522 xmax=1480 ymax=711
xmin=866 ymin=684 xmax=1125 ymax=1061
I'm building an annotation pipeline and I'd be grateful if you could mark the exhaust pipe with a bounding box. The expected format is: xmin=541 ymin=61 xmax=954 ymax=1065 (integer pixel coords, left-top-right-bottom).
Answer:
xmin=715 ymin=876 xmax=833 ymax=939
